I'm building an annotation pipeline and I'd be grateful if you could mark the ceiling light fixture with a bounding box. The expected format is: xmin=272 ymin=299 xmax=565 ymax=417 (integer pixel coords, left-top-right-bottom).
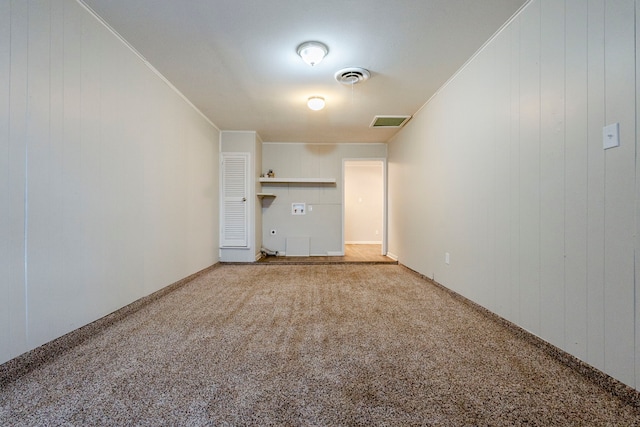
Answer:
xmin=307 ymin=96 xmax=325 ymax=111
xmin=297 ymin=41 xmax=328 ymax=66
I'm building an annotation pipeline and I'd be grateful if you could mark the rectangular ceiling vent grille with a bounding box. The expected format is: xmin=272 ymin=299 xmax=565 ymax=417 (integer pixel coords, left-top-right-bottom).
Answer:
xmin=370 ymin=115 xmax=411 ymax=128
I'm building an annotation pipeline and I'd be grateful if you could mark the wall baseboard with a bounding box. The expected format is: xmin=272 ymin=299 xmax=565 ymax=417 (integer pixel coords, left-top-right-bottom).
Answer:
xmin=0 ymin=263 xmax=221 ymax=386
xmin=399 ymin=263 xmax=640 ymax=409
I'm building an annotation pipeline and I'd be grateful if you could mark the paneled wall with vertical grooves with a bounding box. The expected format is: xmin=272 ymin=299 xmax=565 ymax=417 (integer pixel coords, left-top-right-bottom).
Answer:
xmin=0 ymin=0 xmax=220 ymax=365
xmin=388 ymin=0 xmax=638 ymax=389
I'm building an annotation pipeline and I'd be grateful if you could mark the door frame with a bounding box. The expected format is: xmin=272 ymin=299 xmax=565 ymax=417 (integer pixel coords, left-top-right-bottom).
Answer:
xmin=342 ymin=158 xmax=388 ymax=256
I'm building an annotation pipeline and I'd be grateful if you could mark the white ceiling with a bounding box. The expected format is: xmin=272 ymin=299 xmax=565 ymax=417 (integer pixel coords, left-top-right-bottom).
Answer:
xmin=82 ymin=0 xmax=528 ymax=143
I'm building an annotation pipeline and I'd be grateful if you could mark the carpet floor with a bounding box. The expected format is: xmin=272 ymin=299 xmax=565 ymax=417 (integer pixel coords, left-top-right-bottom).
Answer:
xmin=1 ymin=264 xmax=640 ymax=426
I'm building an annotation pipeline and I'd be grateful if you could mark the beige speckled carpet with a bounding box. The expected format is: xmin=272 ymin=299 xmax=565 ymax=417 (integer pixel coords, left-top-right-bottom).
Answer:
xmin=2 ymin=264 xmax=640 ymax=425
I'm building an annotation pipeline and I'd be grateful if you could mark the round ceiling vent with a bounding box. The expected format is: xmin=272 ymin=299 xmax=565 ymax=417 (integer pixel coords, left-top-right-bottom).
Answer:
xmin=334 ymin=67 xmax=371 ymax=85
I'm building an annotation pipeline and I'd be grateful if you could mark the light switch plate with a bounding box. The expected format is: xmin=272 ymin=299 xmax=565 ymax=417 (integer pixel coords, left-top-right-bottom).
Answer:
xmin=603 ymin=123 xmax=620 ymax=150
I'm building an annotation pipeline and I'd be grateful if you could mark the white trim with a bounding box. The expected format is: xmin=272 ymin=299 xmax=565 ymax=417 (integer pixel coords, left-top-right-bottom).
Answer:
xmin=345 ymin=241 xmax=383 ymax=245
xmin=386 ymin=252 xmax=398 ymax=261
xmin=223 ymin=130 xmax=259 ymax=134
xmin=342 ymin=158 xmax=388 ymax=257
xmin=76 ymin=0 xmax=219 ymax=131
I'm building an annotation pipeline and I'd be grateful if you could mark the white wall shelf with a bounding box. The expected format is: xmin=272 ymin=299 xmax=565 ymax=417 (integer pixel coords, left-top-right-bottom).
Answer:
xmin=256 ymin=193 xmax=276 ymax=198
xmin=259 ymin=177 xmax=336 ymax=184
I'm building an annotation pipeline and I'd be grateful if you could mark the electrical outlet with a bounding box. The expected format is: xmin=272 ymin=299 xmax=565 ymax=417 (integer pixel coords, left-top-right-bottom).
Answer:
xmin=270 ymin=229 xmax=276 ymax=235
xmin=445 ymin=252 xmax=450 ymax=265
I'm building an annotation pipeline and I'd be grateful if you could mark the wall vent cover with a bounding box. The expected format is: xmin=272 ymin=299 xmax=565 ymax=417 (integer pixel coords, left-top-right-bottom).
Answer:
xmin=334 ymin=67 xmax=371 ymax=85
xmin=370 ymin=115 xmax=411 ymax=128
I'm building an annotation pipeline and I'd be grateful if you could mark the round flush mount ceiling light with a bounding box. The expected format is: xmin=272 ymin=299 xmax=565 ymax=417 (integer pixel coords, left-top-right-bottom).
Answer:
xmin=307 ymin=96 xmax=325 ymax=111
xmin=297 ymin=41 xmax=328 ymax=66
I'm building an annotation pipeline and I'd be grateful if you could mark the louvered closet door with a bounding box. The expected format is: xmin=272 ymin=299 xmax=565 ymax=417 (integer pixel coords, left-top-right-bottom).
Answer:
xmin=221 ymin=153 xmax=249 ymax=247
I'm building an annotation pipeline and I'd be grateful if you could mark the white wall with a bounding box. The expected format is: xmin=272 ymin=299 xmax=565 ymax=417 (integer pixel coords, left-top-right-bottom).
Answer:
xmin=0 ymin=0 xmax=219 ymax=365
xmin=344 ymin=161 xmax=384 ymax=244
xmin=388 ymin=0 xmax=638 ymax=389
xmin=262 ymin=143 xmax=386 ymax=255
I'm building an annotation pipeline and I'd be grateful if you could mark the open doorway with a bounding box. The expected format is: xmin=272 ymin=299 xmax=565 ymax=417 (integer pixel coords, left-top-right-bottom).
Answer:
xmin=343 ymin=159 xmax=386 ymax=256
